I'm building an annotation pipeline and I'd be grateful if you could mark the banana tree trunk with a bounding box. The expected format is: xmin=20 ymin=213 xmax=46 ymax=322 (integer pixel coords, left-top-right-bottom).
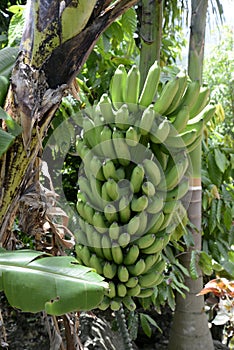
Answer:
xmin=0 ymin=0 xmax=138 ymax=246
xmin=168 ymin=0 xmax=214 ymax=349
xmin=139 ymin=0 xmax=163 ymax=88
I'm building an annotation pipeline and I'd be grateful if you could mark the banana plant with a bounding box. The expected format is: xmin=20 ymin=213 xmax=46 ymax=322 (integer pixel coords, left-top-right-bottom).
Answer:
xmin=0 ymin=249 xmax=108 ymax=315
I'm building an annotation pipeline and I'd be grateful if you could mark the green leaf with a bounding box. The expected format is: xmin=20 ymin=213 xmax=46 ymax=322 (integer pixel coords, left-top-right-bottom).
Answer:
xmin=0 ymin=128 xmax=15 ymax=157
xmin=139 ymin=313 xmax=162 ymax=338
xmin=0 ymin=47 xmax=18 ymax=78
xmin=121 ymin=8 xmax=137 ymax=37
xmin=208 ymin=152 xmax=222 ymax=187
xmin=214 ymin=148 xmax=228 ymax=173
xmin=0 ymin=250 xmax=108 ymax=315
xmin=0 ymin=107 xmax=22 ymax=136
xmin=190 ymin=250 xmax=199 ymax=279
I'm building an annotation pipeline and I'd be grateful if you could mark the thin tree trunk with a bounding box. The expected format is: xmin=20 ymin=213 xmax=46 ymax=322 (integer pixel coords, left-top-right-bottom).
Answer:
xmin=139 ymin=0 xmax=163 ymax=89
xmin=168 ymin=0 xmax=214 ymax=348
xmin=0 ymin=0 xmax=138 ymax=245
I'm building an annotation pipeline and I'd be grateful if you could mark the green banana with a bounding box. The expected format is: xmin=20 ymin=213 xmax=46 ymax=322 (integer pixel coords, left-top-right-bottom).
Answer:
xmin=166 ymin=176 xmax=189 ymax=201
xmin=98 ymin=296 xmax=110 ymax=311
xmin=109 ymin=221 xmax=120 ymax=240
xmin=163 ymin=200 xmax=180 ymax=215
xmin=91 ymin=230 xmax=104 ymax=258
xmin=112 ymin=128 xmax=131 ymax=166
xmin=150 ymin=118 xmax=171 ymax=144
xmin=89 ymin=254 xmax=103 ymax=275
xmin=100 ymin=126 xmax=117 ymax=159
xmin=89 ymin=175 xmax=103 ymax=209
xmin=165 ymin=71 xmax=188 ymax=115
xmin=147 ymin=194 xmax=164 ymax=214
xmin=102 ymin=158 xmax=117 ymax=181
xmin=115 ymin=104 xmax=130 ymax=130
xmin=101 ymin=235 xmax=113 ymax=261
xmin=137 ymin=288 xmax=154 ymax=298
xmin=138 ymin=60 xmax=161 ymax=107
xmin=117 ymin=283 xmax=127 ymax=297
xmin=82 ymin=116 xmax=98 ymax=147
xmin=118 ymin=265 xmax=129 ymax=283
xmin=101 ymin=181 xmax=111 ymax=202
xmin=79 ymin=245 xmax=91 ymax=266
xmin=93 ymin=211 xmax=108 ymax=234
xmin=142 ymin=158 xmax=161 ymax=186
xmin=142 ymin=181 xmax=156 ymax=197
xmin=131 ymin=195 xmax=148 ymax=212
xmin=98 ymin=93 xmax=115 ymax=123
xmin=122 ymin=296 xmax=136 ymax=311
xmin=103 ymin=261 xmax=117 ymax=279
xmin=106 ymin=281 xmax=116 ymax=299
xmin=153 ymin=77 xmax=180 ymax=115
xmin=139 ymin=104 xmax=156 ymax=135
xmin=164 ymin=129 xmax=198 ymax=149
xmin=75 ymin=136 xmax=87 ymax=157
xmin=110 ymin=298 xmax=122 ymax=311
xmin=115 ymin=167 xmax=126 ymax=181
xmin=118 ymin=232 xmax=131 ymax=248
xmin=136 ymin=233 xmax=156 ymax=250
xmin=141 ymin=236 xmax=164 ymax=254
xmin=188 ymin=103 xmax=216 ymax=125
xmin=138 ymin=270 xmax=163 ymax=288
xmin=125 ymin=126 xmax=141 ymax=146
xmin=110 ymin=64 xmax=127 ymax=110
xmin=111 ymin=243 xmax=124 ymax=264
xmin=187 ymin=134 xmax=202 ymax=153
xmin=90 ymin=156 xmax=105 ymax=181
xmin=127 ymin=284 xmax=141 ymax=297
xmin=143 ymin=253 xmax=162 ymax=273
xmin=135 ymin=211 xmax=148 ymax=236
xmin=78 ymin=175 xmax=97 ymax=207
xmin=106 ymin=178 xmax=119 ymax=201
xmin=124 ymin=65 xmax=140 ymax=111
xmin=150 ymin=143 xmax=168 ymax=171
xmin=130 ymin=164 xmax=145 ymax=194
xmin=76 ymin=198 xmax=85 ymax=219
xmin=119 ymin=196 xmax=131 ymax=224
xmin=127 ymin=215 xmax=140 ymax=236
xmin=125 ymin=276 xmax=139 ymax=288
xmin=104 ymin=203 xmax=118 ymax=224
xmin=83 ymin=202 xmax=95 ymax=225
xmin=127 ymin=258 xmax=146 ymax=276
xmin=174 ymin=79 xmax=200 ymax=113
xmin=147 ymin=211 xmax=164 ymax=234
xmin=171 ymin=106 xmax=190 ymax=133
xmin=189 ymin=86 xmax=210 ymax=119
xmin=123 ymin=244 xmax=140 ymax=265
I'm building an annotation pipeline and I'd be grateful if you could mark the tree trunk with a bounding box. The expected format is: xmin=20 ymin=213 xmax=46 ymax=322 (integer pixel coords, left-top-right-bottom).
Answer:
xmin=168 ymin=0 xmax=214 ymax=349
xmin=139 ymin=0 xmax=163 ymax=88
xmin=0 ymin=0 xmax=138 ymax=246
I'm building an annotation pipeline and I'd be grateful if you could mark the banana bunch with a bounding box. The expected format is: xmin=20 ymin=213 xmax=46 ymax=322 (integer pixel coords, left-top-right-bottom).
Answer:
xmin=74 ymin=61 xmax=215 ymax=311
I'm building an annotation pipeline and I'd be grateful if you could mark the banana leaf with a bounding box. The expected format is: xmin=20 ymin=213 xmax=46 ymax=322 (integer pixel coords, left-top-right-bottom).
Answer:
xmin=0 ymin=249 xmax=108 ymax=315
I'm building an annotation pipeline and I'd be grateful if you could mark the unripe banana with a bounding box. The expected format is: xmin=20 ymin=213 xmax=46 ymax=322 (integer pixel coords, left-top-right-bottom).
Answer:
xmin=135 ymin=211 xmax=148 ymax=236
xmin=139 ymin=60 xmax=161 ymax=107
xmin=117 ymin=283 xmax=127 ymax=297
xmin=102 ymin=158 xmax=117 ymax=181
xmin=89 ymin=254 xmax=103 ymax=275
xmin=89 ymin=175 xmax=103 ymax=209
xmin=82 ymin=116 xmax=98 ymax=148
xmin=143 ymin=253 xmax=162 ymax=274
xmin=165 ymin=71 xmax=188 ymax=115
xmin=106 ymin=281 xmax=116 ymax=299
xmin=79 ymin=245 xmax=91 ymax=266
xmin=141 ymin=236 xmax=164 ymax=254
xmin=118 ymin=265 xmax=129 ymax=283
xmin=136 ymin=233 xmax=156 ymax=249
xmin=98 ymin=93 xmax=115 ymax=123
xmin=147 ymin=194 xmax=164 ymax=214
xmin=130 ymin=164 xmax=145 ymax=194
xmin=101 ymin=235 xmax=113 ymax=261
xmin=174 ymin=79 xmax=200 ymax=113
xmin=171 ymin=105 xmax=190 ymax=133
xmin=147 ymin=211 xmax=164 ymax=234
xmin=111 ymin=243 xmax=124 ymax=265
xmin=90 ymin=156 xmax=105 ymax=181
xmin=124 ymin=65 xmax=140 ymax=111
xmin=143 ymin=158 xmax=161 ymax=186
xmin=106 ymin=178 xmax=119 ymax=201
xmin=110 ymin=298 xmax=122 ymax=311
xmin=127 ymin=258 xmax=146 ymax=276
xmin=142 ymin=181 xmax=156 ymax=197
xmin=163 ymin=200 xmax=180 ymax=215
xmin=137 ymin=288 xmax=154 ymax=298
xmin=83 ymin=202 xmax=95 ymax=225
xmin=131 ymin=195 xmax=148 ymax=212
xmin=122 ymin=296 xmax=136 ymax=311
xmin=101 ymin=181 xmax=111 ymax=202
xmin=93 ymin=211 xmax=108 ymax=234
xmin=112 ymin=128 xmax=131 ymax=166
xmin=188 ymin=103 xmax=216 ymax=125
xmin=109 ymin=221 xmax=120 ymax=240
xmin=127 ymin=284 xmax=141 ymax=297
xmin=123 ymin=244 xmax=140 ymax=265
xmin=139 ymin=104 xmax=156 ymax=135
xmin=125 ymin=276 xmax=139 ymax=288
xmin=189 ymin=86 xmax=210 ymax=119
xmin=164 ymin=129 xmax=198 ymax=150
xmin=153 ymin=77 xmax=180 ymax=115
xmin=166 ymin=176 xmax=189 ymax=201
xmin=103 ymin=261 xmax=117 ymax=279
xmin=118 ymin=196 xmax=131 ymax=224
xmin=98 ymin=296 xmax=110 ymax=310
xmin=127 ymin=215 xmax=140 ymax=236
xmin=100 ymin=126 xmax=117 ymax=159
xmin=110 ymin=64 xmax=127 ymax=110
xmin=125 ymin=126 xmax=141 ymax=146
xmin=118 ymin=232 xmax=131 ymax=248
xmin=115 ymin=103 xmax=130 ymax=130
xmin=104 ymin=203 xmax=118 ymax=224
xmin=115 ymin=167 xmax=125 ymax=181
xmin=150 ymin=118 xmax=171 ymax=144
xmin=138 ymin=264 xmax=165 ymax=288
xmin=76 ymin=198 xmax=86 ymax=219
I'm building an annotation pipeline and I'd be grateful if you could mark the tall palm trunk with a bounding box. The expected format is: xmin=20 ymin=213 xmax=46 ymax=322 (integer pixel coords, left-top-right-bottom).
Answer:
xmin=168 ymin=0 xmax=214 ymax=349
xmin=0 ymin=0 xmax=138 ymax=246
